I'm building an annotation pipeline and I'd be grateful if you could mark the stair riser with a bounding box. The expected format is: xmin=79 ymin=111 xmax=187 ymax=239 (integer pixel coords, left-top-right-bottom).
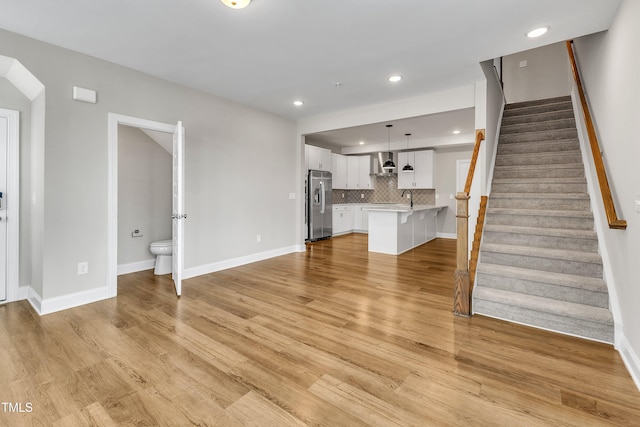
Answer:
xmin=500 ymin=129 xmax=578 ymax=143
xmin=480 ymin=251 xmax=602 ymax=277
xmin=497 ymin=140 xmax=580 ymax=155
xmin=486 ymin=214 xmax=594 ymax=230
xmin=493 ymin=167 xmax=585 ymax=179
xmin=491 ymin=183 xmax=587 ymax=193
xmin=502 ymin=110 xmax=575 ymax=126
xmin=495 ymin=153 xmax=583 ymax=166
xmin=488 ymin=197 xmax=591 ymax=211
xmin=473 ymin=300 xmax=613 ymax=343
xmin=483 ymin=231 xmax=599 ymax=252
xmin=501 ymin=119 xmax=576 ymax=135
xmin=475 ymin=272 xmax=608 ymax=308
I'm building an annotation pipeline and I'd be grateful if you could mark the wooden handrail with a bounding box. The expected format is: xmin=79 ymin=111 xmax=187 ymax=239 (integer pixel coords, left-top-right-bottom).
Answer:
xmin=454 ymin=128 xmax=486 ymax=317
xmin=464 ymin=129 xmax=486 ymax=193
xmin=566 ymin=40 xmax=627 ymax=230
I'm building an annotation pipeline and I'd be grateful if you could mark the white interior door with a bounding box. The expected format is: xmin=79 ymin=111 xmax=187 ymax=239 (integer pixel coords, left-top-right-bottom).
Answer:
xmin=172 ymin=121 xmax=185 ymax=296
xmin=0 ymin=116 xmax=7 ymax=301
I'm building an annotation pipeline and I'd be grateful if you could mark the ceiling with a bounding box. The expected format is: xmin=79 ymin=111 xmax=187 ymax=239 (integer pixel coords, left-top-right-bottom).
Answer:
xmin=0 ymin=0 xmax=621 ymax=122
xmin=305 ymin=108 xmax=476 ymax=152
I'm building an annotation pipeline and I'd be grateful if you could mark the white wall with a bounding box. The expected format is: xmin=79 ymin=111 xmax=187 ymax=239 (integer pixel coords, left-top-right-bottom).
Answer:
xmin=435 ymin=148 xmax=474 ymax=236
xmin=0 ymin=28 xmax=297 ymax=303
xmin=502 ymin=42 xmax=572 ymax=104
xmin=117 ymin=125 xmax=172 ymax=266
xmin=0 ymin=78 xmax=31 ymax=288
xmin=573 ymin=0 xmax=640 ymax=387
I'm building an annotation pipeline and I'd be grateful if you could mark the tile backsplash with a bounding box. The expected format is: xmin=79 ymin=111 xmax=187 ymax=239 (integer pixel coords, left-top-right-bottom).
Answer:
xmin=332 ymin=175 xmax=435 ymax=205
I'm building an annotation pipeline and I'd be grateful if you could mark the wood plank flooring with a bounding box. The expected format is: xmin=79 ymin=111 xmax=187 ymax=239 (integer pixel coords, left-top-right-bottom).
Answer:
xmin=1 ymin=234 xmax=639 ymax=426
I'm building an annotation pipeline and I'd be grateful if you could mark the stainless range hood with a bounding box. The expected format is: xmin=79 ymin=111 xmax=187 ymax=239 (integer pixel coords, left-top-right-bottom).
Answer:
xmin=375 ymin=152 xmax=397 ymax=176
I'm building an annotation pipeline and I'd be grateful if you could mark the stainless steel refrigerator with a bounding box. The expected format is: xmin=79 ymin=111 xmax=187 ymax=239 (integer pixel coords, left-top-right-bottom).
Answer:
xmin=307 ymin=170 xmax=332 ymax=241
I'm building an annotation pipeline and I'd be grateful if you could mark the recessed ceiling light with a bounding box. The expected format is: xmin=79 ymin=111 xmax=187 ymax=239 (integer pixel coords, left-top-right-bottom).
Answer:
xmin=359 ymin=141 xmax=365 ymax=145
xmin=453 ymin=130 xmax=461 ymax=135
xmin=388 ymin=75 xmax=402 ymax=83
xmin=293 ymin=100 xmax=304 ymax=106
xmin=526 ymin=26 xmax=549 ymax=38
xmin=220 ymin=0 xmax=251 ymax=9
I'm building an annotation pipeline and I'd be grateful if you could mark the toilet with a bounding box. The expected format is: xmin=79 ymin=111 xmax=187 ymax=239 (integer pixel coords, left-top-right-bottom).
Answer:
xmin=150 ymin=239 xmax=173 ymax=275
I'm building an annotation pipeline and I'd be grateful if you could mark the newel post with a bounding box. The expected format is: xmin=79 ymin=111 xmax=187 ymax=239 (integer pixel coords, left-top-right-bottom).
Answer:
xmin=453 ymin=192 xmax=471 ymax=317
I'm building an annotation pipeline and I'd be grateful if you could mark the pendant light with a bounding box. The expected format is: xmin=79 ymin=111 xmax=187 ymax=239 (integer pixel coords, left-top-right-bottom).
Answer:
xmin=383 ymin=124 xmax=396 ymax=170
xmin=402 ymin=133 xmax=414 ymax=172
xmin=221 ymin=0 xmax=251 ymax=9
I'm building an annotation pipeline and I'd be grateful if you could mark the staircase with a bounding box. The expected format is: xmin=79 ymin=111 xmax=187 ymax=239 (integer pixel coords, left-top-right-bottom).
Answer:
xmin=473 ymin=96 xmax=614 ymax=343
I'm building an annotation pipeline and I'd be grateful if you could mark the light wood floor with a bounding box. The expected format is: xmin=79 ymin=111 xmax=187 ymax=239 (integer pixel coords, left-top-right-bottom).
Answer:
xmin=1 ymin=234 xmax=639 ymax=426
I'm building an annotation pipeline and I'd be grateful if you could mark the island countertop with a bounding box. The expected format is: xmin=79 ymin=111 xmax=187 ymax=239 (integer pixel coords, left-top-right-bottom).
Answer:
xmin=364 ymin=204 xmax=447 ymax=255
xmin=362 ymin=204 xmax=448 ymax=213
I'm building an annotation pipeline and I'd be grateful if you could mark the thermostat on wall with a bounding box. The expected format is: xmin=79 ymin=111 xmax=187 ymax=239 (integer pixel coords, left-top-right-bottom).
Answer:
xmin=72 ymin=86 xmax=97 ymax=104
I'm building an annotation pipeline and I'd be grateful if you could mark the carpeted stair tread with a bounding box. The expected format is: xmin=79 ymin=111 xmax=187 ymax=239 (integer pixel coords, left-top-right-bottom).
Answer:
xmin=494 ymin=163 xmax=583 ymax=170
xmin=497 ymin=139 xmax=579 ymax=154
xmin=481 ymin=243 xmax=602 ymax=265
xmin=486 ymin=207 xmax=593 ymax=218
xmin=505 ymin=96 xmax=572 ymax=110
xmin=501 ymin=109 xmax=575 ymax=126
xmin=473 ymin=288 xmax=613 ymax=326
xmin=501 ymin=118 xmax=576 ymax=135
xmin=483 ymin=224 xmax=597 ymax=239
xmin=503 ymin=102 xmax=573 ymax=118
xmin=489 ymin=192 xmax=589 ymax=200
xmin=473 ymin=288 xmax=613 ymax=343
xmin=499 ymin=129 xmax=578 ymax=144
xmin=492 ymin=177 xmax=586 ymax=185
xmin=476 ymin=263 xmax=607 ymax=294
xmin=495 ymin=150 xmax=582 ymax=162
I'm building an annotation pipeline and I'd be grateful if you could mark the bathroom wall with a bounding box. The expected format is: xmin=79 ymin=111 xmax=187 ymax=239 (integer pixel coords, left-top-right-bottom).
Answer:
xmin=0 ymin=78 xmax=32 ymax=288
xmin=117 ymin=125 xmax=172 ymax=267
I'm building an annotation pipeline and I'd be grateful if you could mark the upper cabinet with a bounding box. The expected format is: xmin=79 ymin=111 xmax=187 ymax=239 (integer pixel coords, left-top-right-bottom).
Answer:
xmin=347 ymin=155 xmax=374 ymax=190
xmin=332 ymin=154 xmax=374 ymax=190
xmin=331 ymin=153 xmax=348 ymax=189
xmin=398 ymin=150 xmax=435 ymax=189
xmin=305 ymin=144 xmax=331 ymax=172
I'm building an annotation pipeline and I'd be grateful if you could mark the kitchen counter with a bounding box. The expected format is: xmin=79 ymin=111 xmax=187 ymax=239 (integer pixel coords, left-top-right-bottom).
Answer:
xmin=363 ymin=204 xmax=446 ymax=255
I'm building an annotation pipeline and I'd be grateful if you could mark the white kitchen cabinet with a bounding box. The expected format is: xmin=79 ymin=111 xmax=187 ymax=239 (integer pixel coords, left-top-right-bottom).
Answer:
xmin=306 ymin=144 xmax=331 ymax=172
xmin=332 ymin=205 xmax=354 ymax=236
xmin=353 ymin=204 xmax=370 ymax=232
xmin=331 ymin=153 xmax=348 ymax=189
xmin=358 ymin=156 xmax=374 ymax=189
xmin=346 ymin=155 xmax=374 ymax=190
xmin=398 ymin=150 xmax=435 ymax=189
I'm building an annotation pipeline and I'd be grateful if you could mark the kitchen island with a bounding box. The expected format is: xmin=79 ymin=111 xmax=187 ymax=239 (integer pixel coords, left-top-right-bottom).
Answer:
xmin=363 ymin=204 xmax=446 ymax=255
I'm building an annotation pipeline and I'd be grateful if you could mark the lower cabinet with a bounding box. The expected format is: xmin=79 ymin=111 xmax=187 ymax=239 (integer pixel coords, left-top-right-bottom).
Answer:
xmin=332 ymin=205 xmax=354 ymax=236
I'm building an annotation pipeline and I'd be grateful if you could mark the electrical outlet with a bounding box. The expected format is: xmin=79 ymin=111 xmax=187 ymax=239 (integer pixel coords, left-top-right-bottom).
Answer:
xmin=361 ymin=193 xmax=364 ymax=199
xmin=288 ymin=192 xmax=296 ymax=200
xmin=342 ymin=193 xmax=345 ymax=198
xmin=256 ymin=234 xmax=261 ymax=243
xmin=131 ymin=229 xmax=143 ymax=238
xmin=519 ymin=60 xmax=528 ymax=68
xmin=77 ymin=262 xmax=88 ymax=275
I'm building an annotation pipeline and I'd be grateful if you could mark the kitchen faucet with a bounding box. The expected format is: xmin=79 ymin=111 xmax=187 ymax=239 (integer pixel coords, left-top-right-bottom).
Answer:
xmin=401 ymin=189 xmax=413 ymax=208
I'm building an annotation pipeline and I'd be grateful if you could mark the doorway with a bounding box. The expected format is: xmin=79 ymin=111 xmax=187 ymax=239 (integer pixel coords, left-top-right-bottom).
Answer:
xmin=0 ymin=109 xmax=19 ymax=304
xmin=107 ymin=114 xmax=185 ymax=297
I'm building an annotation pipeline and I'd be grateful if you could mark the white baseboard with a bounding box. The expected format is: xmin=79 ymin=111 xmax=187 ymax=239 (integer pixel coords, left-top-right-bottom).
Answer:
xmin=619 ymin=333 xmax=640 ymax=392
xmin=28 ymin=286 xmax=112 ymax=316
xmin=437 ymin=232 xmax=456 ymax=239
xmin=183 ymin=245 xmax=300 ymax=279
xmin=118 ymin=259 xmax=155 ymax=275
